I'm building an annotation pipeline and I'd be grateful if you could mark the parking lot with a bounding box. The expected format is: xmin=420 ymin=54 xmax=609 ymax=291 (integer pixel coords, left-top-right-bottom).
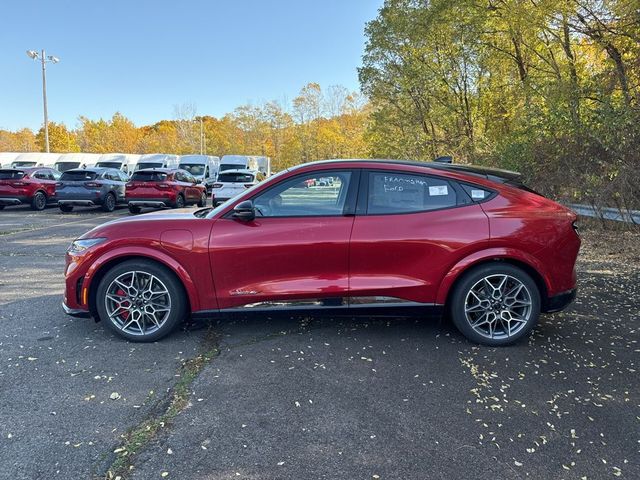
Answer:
xmin=0 ymin=205 xmax=638 ymax=479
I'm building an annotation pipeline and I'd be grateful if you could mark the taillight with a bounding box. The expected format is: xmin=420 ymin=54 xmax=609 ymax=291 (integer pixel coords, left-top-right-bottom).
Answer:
xmin=213 ymin=183 xmax=223 ymax=188
xmin=157 ymin=183 xmax=170 ymax=189
xmin=84 ymin=182 xmax=103 ymax=188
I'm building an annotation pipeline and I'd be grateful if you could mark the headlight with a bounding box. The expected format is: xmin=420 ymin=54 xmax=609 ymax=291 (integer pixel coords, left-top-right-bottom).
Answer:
xmin=68 ymin=237 xmax=106 ymax=254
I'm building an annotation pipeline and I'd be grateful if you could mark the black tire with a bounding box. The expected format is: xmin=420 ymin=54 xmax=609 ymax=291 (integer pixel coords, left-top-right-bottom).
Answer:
xmin=59 ymin=204 xmax=74 ymax=213
xmin=102 ymin=192 xmax=116 ymax=212
xmin=197 ymin=192 xmax=207 ymax=207
xmin=449 ymin=263 xmax=541 ymax=346
xmin=128 ymin=205 xmax=141 ymax=214
xmin=0 ymin=205 xmax=5 ymax=210
xmin=174 ymin=194 xmax=185 ymax=209
xmin=31 ymin=191 xmax=47 ymax=211
xmin=95 ymin=259 xmax=187 ymax=342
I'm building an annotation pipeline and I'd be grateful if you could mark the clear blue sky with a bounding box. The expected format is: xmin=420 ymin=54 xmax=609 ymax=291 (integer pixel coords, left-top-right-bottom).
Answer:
xmin=0 ymin=0 xmax=382 ymax=131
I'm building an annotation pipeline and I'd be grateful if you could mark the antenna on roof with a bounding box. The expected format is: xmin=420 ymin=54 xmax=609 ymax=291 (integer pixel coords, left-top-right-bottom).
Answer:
xmin=434 ymin=156 xmax=453 ymax=164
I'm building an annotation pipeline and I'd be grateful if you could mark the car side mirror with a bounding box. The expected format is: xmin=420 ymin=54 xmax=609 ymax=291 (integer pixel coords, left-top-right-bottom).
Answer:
xmin=232 ymin=200 xmax=255 ymax=221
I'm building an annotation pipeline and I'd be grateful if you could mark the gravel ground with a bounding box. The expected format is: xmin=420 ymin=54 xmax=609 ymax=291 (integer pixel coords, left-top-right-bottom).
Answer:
xmin=0 ymin=205 xmax=638 ymax=479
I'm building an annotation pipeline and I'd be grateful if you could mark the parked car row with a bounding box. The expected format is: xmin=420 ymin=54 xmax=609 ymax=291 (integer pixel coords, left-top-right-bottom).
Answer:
xmin=0 ymin=166 xmax=208 ymax=213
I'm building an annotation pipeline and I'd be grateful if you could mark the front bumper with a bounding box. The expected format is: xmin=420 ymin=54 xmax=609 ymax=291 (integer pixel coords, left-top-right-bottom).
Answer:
xmin=62 ymin=300 xmax=91 ymax=318
xmin=544 ymin=288 xmax=577 ymax=313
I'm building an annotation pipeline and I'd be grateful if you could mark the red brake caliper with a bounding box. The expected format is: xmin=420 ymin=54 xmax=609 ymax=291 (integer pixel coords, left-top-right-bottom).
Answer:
xmin=117 ymin=288 xmax=130 ymax=320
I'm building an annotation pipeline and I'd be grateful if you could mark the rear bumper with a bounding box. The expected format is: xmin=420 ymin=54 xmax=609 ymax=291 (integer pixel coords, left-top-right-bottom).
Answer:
xmin=128 ymin=199 xmax=169 ymax=208
xmin=0 ymin=197 xmax=25 ymax=206
xmin=62 ymin=300 xmax=91 ymax=318
xmin=543 ymin=288 xmax=577 ymax=313
xmin=59 ymin=199 xmax=99 ymax=207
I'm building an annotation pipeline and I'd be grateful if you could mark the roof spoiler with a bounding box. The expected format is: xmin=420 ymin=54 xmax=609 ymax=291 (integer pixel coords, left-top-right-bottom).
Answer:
xmin=428 ymin=160 xmax=522 ymax=185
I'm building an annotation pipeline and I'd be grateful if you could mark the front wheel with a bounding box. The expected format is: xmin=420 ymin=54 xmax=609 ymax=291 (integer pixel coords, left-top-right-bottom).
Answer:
xmin=197 ymin=192 xmax=206 ymax=207
xmin=449 ymin=264 xmax=541 ymax=346
xmin=31 ymin=191 xmax=47 ymax=211
xmin=96 ymin=260 xmax=187 ymax=342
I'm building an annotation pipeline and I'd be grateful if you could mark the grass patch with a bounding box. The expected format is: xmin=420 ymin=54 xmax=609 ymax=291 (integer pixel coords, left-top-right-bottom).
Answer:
xmin=103 ymin=328 xmax=220 ymax=479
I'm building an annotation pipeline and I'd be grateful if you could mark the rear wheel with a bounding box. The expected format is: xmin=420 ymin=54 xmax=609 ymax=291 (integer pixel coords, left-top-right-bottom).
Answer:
xmin=197 ymin=191 xmax=206 ymax=207
xmin=31 ymin=191 xmax=47 ymax=211
xmin=59 ymin=204 xmax=74 ymax=213
xmin=102 ymin=192 xmax=116 ymax=212
xmin=174 ymin=194 xmax=185 ymax=209
xmin=128 ymin=205 xmax=141 ymax=214
xmin=96 ymin=260 xmax=187 ymax=342
xmin=449 ymin=264 xmax=540 ymax=346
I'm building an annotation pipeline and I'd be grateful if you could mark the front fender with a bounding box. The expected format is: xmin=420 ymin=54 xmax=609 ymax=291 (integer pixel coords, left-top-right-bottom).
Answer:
xmin=83 ymin=245 xmax=201 ymax=312
xmin=435 ymin=248 xmax=551 ymax=305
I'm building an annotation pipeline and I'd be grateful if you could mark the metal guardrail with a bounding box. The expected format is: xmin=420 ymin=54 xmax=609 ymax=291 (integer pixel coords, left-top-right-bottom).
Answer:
xmin=568 ymin=203 xmax=640 ymax=224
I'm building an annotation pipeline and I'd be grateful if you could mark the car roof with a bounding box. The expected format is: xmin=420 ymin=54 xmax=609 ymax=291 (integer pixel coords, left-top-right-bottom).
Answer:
xmin=133 ymin=168 xmax=174 ymax=174
xmin=63 ymin=167 xmax=119 ymax=174
xmin=219 ymin=169 xmax=256 ymax=174
xmin=288 ymin=159 xmax=523 ymax=186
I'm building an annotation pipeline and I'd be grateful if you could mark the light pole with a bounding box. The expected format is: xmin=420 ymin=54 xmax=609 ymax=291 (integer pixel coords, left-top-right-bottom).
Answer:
xmin=26 ymin=49 xmax=59 ymax=153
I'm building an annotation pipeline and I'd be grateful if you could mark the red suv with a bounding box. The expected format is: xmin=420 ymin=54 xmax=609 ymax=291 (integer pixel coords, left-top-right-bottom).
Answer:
xmin=63 ymin=160 xmax=580 ymax=346
xmin=0 ymin=167 xmax=61 ymax=210
xmin=125 ymin=168 xmax=207 ymax=214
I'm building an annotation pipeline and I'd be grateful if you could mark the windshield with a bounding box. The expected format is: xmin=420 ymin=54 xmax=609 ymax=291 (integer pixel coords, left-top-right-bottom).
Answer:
xmin=55 ymin=162 xmax=81 ymax=172
xmin=61 ymin=171 xmax=98 ymax=181
xmin=96 ymin=161 xmax=122 ymax=169
xmin=135 ymin=162 xmax=163 ymax=171
xmin=219 ymin=163 xmax=244 ymax=172
xmin=181 ymin=164 xmax=205 ymax=176
xmin=0 ymin=170 xmax=25 ymax=180
xmin=218 ymin=172 xmax=254 ymax=183
xmin=12 ymin=161 xmax=37 ymax=167
xmin=131 ymin=171 xmax=168 ymax=182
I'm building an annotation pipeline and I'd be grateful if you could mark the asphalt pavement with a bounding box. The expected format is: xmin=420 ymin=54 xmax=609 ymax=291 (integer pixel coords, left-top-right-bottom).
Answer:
xmin=0 ymin=204 xmax=637 ymax=479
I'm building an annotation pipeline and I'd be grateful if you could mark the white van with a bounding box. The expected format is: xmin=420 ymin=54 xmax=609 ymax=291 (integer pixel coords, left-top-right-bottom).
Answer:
xmin=0 ymin=152 xmax=21 ymax=168
xmin=54 ymin=153 xmax=102 ymax=172
xmin=95 ymin=153 xmax=140 ymax=176
xmin=134 ymin=154 xmax=180 ymax=172
xmin=12 ymin=152 xmax=61 ymax=168
xmin=179 ymin=155 xmax=219 ymax=192
xmin=220 ymin=155 xmax=271 ymax=176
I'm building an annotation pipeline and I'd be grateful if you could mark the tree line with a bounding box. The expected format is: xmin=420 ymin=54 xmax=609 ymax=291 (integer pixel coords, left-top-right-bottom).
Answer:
xmin=0 ymin=83 xmax=370 ymax=173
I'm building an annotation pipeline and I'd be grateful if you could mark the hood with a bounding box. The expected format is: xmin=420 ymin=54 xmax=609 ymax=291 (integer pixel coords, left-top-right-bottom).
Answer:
xmin=79 ymin=209 xmax=203 ymax=239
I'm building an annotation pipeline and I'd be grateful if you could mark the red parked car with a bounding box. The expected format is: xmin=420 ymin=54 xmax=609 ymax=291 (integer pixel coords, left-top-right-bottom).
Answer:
xmin=63 ymin=160 xmax=580 ymax=346
xmin=0 ymin=167 xmax=61 ymax=210
xmin=125 ymin=168 xmax=207 ymax=214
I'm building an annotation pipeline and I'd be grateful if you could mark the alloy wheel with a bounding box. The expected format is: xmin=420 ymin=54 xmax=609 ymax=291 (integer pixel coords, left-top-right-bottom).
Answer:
xmin=104 ymin=270 xmax=172 ymax=336
xmin=464 ymin=274 xmax=532 ymax=340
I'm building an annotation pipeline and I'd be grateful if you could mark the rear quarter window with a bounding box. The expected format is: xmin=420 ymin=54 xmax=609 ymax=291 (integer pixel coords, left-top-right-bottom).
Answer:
xmin=367 ymin=171 xmax=457 ymax=214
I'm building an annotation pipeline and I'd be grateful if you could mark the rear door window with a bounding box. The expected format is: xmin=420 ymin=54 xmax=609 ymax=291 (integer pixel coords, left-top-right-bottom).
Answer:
xmin=366 ymin=171 xmax=457 ymax=214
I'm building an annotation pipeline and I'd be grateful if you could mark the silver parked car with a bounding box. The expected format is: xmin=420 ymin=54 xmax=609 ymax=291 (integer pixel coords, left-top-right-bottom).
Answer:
xmin=56 ymin=168 xmax=128 ymax=212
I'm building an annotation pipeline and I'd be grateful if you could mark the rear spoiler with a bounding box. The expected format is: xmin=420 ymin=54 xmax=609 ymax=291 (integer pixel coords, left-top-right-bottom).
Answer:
xmin=426 ymin=162 xmax=538 ymax=193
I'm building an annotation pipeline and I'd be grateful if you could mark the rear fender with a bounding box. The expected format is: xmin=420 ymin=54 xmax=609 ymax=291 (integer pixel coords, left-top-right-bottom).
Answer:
xmin=436 ymin=248 xmax=551 ymax=305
